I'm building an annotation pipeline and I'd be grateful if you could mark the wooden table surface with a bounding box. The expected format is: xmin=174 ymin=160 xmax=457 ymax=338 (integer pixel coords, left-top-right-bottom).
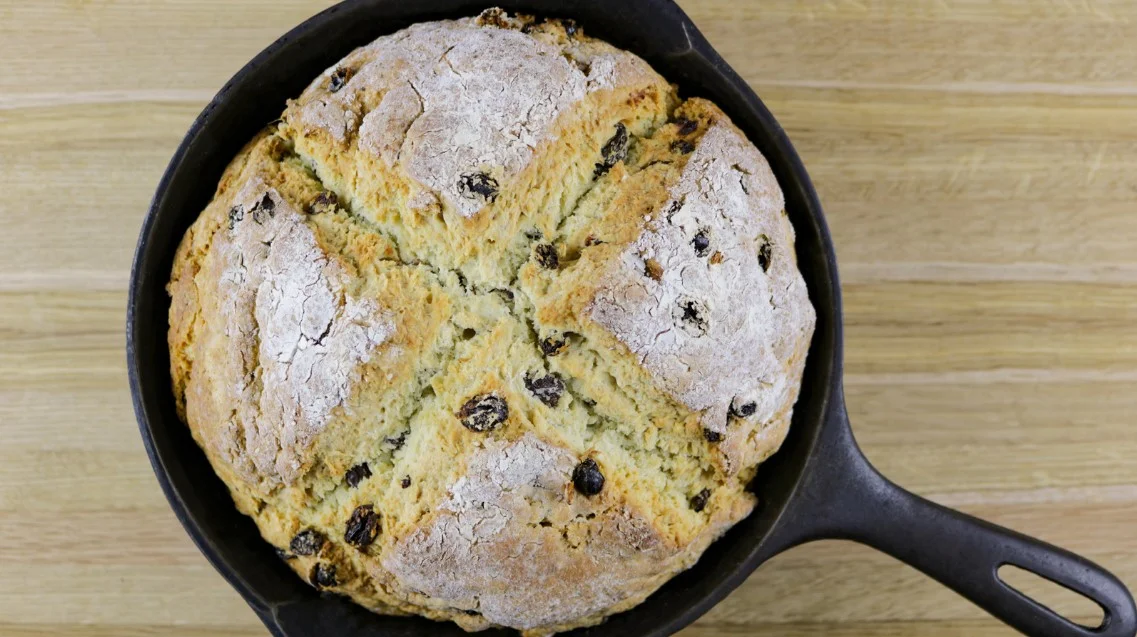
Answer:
xmin=3 ymin=1 xmax=1136 ymax=636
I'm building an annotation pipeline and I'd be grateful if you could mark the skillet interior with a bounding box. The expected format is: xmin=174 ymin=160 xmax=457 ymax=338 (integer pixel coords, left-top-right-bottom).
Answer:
xmin=127 ymin=1 xmax=841 ymax=634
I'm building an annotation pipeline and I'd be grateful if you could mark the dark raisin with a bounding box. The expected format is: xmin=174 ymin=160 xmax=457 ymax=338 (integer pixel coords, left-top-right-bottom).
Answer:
xmin=344 ymin=463 xmax=372 ymax=488
xmin=308 ymin=191 xmax=338 ymax=214
xmin=540 ymin=335 xmax=567 ymax=356
xmin=524 ymin=373 xmax=565 ymax=407
xmin=572 ymin=458 xmax=605 ymax=496
xmin=458 ymin=394 xmax=509 ymax=432
xmin=290 ymin=529 xmax=325 ymax=556
xmin=758 ymin=236 xmax=772 ymax=272
xmin=594 ymin=123 xmax=629 ymax=177
xmin=534 ymin=244 xmax=559 ymax=270
xmin=644 ymin=258 xmax=663 ymax=281
xmin=251 ymin=193 xmax=275 ymax=224
xmin=603 ymin=123 xmax=629 ymax=159
xmin=692 ymin=231 xmax=711 ymax=257
xmin=328 ymin=67 xmax=352 ymax=93
xmin=400 ymin=476 xmax=412 ymax=489
xmin=227 ymin=206 xmax=244 ymax=229
xmin=731 ymin=401 xmax=758 ymax=418
xmin=385 ymin=431 xmax=408 ymax=450
xmin=561 ymin=18 xmax=579 ymax=37
xmin=676 ymin=298 xmax=709 ymax=335
xmin=309 ymin=563 xmax=337 ymax=589
xmin=690 ymin=488 xmax=711 ymax=512
xmin=675 ymin=118 xmax=698 ymax=136
xmin=458 ymin=172 xmax=499 ymax=202
xmin=344 ymin=505 xmax=381 ymax=550
xmin=704 ymin=428 xmax=724 ymax=443
xmin=671 ymin=139 xmax=696 ymax=154
xmin=681 ymin=302 xmax=701 ymax=321
xmin=275 ymin=547 xmax=294 ymax=561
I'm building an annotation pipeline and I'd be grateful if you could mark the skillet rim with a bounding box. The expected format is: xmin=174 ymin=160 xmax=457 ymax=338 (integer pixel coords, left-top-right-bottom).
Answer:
xmin=126 ymin=1 xmax=843 ymax=634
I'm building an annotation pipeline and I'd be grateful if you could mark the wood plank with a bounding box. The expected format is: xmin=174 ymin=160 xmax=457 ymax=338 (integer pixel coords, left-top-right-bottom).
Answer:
xmin=0 ymin=563 xmax=258 ymax=626
xmin=682 ymin=619 xmax=1063 ymax=637
xmin=844 ymin=282 xmax=1137 ymax=374
xmin=682 ymin=0 xmax=1137 ymax=23
xmin=703 ymin=16 xmax=1137 ymax=90
xmin=0 ymin=291 xmax=126 ymax=389
xmin=0 ymin=626 xmax=264 ymax=637
xmin=0 ymin=104 xmax=194 ymax=291
xmin=0 ymin=1 xmax=334 ymax=97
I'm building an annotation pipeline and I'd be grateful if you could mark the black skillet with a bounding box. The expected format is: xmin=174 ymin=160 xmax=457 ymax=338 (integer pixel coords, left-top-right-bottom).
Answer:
xmin=126 ymin=1 xmax=1137 ymax=635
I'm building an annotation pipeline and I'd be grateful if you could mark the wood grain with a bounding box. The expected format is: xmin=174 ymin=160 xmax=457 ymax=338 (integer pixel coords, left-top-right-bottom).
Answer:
xmin=0 ymin=1 xmax=1134 ymax=636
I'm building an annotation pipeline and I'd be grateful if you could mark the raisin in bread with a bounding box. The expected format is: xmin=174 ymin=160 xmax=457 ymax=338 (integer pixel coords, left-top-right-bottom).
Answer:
xmin=167 ymin=9 xmax=815 ymax=636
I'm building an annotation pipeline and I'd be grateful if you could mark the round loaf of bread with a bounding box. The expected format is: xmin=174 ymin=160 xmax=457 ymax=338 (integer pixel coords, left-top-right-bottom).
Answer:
xmin=167 ymin=9 xmax=815 ymax=636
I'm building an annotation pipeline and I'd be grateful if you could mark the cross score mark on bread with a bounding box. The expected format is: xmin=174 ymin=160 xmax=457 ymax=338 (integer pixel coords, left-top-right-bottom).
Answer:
xmin=167 ymin=9 xmax=814 ymax=636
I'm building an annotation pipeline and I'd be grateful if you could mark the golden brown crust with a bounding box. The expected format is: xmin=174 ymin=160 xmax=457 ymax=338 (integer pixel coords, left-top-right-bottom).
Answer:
xmin=167 ymin=10 xmax=814 ymax=635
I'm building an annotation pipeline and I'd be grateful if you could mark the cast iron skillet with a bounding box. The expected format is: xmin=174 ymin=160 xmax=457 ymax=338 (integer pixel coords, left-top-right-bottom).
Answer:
xmin=127 ymin=1 xmax=1137 ymax=636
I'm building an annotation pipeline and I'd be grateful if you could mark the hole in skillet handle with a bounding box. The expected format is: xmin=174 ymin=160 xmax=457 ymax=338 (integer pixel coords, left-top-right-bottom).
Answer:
xmin=998 ymin=564 xmax=1107 ymax=630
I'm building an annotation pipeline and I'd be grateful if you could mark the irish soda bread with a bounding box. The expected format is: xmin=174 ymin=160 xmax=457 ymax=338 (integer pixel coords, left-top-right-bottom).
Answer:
xmin=168 ymin=9 xmax=815 ymax=635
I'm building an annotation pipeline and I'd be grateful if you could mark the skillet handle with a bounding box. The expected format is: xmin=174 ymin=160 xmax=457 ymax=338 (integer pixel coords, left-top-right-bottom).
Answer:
xmin=783 ymin=400 xmax=1137 ymax=637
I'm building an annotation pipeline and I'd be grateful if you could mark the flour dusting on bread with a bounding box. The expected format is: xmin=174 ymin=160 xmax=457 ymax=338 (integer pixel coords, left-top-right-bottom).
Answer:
xmin=589 ymin=121 xmax=814 ymax=470
xmin=213 ymin=181 xmax=395 ymax=484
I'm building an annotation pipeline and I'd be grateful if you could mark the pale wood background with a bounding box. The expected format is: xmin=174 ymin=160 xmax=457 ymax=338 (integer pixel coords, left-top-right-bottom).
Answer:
xmin=1 ymin=1 xmax=1135 ymax=635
